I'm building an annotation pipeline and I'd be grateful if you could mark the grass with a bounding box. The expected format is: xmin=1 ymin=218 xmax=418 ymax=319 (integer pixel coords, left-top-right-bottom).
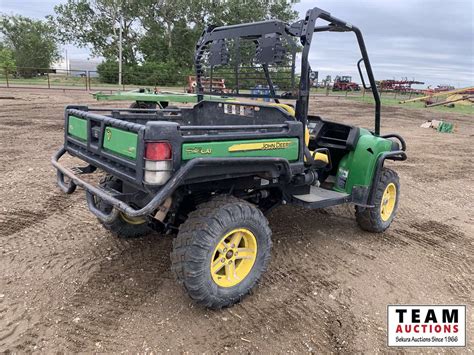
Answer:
xmin=346 ymin=95 xmax=473 ymax=116
xmin=0 ymin=75 xmax=88 ymax=87
xmin=0 ymin=75 xmax=188 ymax=91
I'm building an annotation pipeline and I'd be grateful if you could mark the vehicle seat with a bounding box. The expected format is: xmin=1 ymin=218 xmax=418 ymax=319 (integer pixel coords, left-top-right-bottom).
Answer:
xmin=308 ymin=117 xmax=360 ymax=151
xmin=270 ymin=103 xmax=330 ymax=167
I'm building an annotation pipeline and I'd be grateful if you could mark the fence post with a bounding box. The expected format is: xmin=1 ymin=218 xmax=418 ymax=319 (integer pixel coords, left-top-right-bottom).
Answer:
xmin=87 ymin=71 xmax=91 ymax=91
xmin=84 ymin=71 xmax=88 ymax=90
xmin=5 ymin=69 xmax=9 ymax=88
xmin=47 ymin=72 xmax=51 ymax=89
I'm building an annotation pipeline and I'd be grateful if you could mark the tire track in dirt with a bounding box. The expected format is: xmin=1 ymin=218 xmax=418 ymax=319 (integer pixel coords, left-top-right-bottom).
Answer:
xmin=35 ymin=236 xmax=172 ymax=352
xmin=0 ymin=209 xmax=47 ymax=237
xmin=0 ymin=192 xmax=126 ymax=351
xmin=387 ymin=220 xmax=473 ymax=302
xmin=257 ymin=202 xmax=473 ymax=351
xmin=0 ymin=299 xmax=40 ymax=351
xmin=2 ymin=212 xmax=169 ymax=351
xmin=2 ymin=208 xmax=115 ymax=283
xmin=0 ymin=194 xmax=74 ymax=238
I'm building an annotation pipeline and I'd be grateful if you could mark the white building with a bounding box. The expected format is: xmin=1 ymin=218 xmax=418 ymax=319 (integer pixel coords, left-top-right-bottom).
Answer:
xmin=52 ymin=58 xmax=100 ymax=76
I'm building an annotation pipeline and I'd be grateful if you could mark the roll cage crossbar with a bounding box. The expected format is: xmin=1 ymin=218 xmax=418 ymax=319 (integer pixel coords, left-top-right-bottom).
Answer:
xmin=195 ymin=7 xmax=382 ymax=135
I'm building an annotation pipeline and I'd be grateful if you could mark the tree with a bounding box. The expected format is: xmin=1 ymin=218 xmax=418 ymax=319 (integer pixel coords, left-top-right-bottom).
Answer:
xmin=0 ymin=46 xmax=16 ymax=71
xmin=52 ymin=0 xmax=141 ymax=64
xmin=52 ymin=0 xmax=297 ymax=70
xmin=0 ymin=14 xmax=59 ymax=71
xmin=138 ymin=0 xmax=191 ymax=66
xmin=138 ymin=0 xmax=297 ymax=68
xmin=206 ymin=0 xmax=297 ymax=26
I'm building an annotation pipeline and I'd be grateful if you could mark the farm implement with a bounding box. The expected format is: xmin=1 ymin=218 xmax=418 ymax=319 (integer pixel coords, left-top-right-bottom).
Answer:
xmin=52 ymin=7 xmax=406 ymax=309
xmin=92 ymin=88 xmax=231 ymax=109
xmin=399 ymin=86 xmax=474 ymax=107
xmin=379 ymin=79 xmax=424 ymax=93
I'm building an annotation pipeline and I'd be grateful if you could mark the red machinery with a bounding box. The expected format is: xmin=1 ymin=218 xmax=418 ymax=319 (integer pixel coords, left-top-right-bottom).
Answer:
xmin=379 ymin=79 xmax=424 ymax=92
xmin=422 ymin=85 xmax=456 ymax=95
xmin=332 ymin=76 xmax=360 ymax=91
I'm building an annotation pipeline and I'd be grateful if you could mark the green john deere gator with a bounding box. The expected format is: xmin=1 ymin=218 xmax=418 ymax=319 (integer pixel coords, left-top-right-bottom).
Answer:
xmin=52 ymin=7 xmax=407 ymax=309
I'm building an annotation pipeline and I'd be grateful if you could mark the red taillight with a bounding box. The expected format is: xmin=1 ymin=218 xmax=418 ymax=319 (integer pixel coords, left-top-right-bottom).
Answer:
xmin=145 ymin=142 xmax=172 ymax=160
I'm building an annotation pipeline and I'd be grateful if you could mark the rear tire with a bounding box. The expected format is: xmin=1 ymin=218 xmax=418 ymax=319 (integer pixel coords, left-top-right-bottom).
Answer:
xmin=130 ymin=101 xmax=157 ymax=110
xmin=95 ymin=176 xmax=153 ymax=238
xmin=171 ymin=196 xmax=272 ymax=309
xmin=355 ymin=168 xmax=400 ymax=232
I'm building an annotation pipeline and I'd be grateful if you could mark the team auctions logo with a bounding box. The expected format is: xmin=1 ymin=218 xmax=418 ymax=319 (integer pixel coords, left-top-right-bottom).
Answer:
xmin=387 ymin=305 xmax=466 ymax=347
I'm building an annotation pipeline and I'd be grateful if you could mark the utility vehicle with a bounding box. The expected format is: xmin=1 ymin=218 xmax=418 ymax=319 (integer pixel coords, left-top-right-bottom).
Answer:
xmin=52 ymin=7 xmax=406 ymax=309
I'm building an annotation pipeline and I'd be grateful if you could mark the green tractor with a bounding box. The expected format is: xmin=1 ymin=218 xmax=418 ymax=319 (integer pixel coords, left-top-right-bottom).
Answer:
xmin=52 ymin=7 xmax=406 ymax=309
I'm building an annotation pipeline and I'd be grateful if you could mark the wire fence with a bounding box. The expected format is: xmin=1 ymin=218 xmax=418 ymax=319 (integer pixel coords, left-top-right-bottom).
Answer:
xmin=0 ymin=66 xmax=424 ymax=102
xmin=0 ymin=67 xmax=89 ymax=90
xmin=0 ymin=66 xmax=191 ymax=92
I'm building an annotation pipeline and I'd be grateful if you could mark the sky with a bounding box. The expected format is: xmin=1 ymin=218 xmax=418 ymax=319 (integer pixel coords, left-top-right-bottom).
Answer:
xmin=1 ymin=0 xmax=473 ymax=88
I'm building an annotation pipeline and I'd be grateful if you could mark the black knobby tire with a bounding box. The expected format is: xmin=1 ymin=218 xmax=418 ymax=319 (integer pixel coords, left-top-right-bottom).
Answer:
xmin=95 ymin=176 xmax=153 ymax=238
xmin=355 ymin=168 xmax=400 ymax=233
xmin=165 ymin=105 xmax=180 ymax=116
xmin=171 ymin=196 xmax=272 ymax=309
xmin=130 ymin=101 xmax=157 ymax=110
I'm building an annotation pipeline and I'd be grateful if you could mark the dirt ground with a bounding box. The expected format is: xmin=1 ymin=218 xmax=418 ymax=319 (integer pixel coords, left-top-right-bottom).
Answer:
xmin=0 ymin=88 xmax=472 ymax=353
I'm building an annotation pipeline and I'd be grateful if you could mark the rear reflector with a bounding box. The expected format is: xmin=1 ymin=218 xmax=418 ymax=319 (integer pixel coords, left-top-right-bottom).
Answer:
xmin=145 ymin=142 xmax=172 ymax=160
xmin=144 ymin=143 xmax=172 ymax=185
xmin=144 ymin=161 xmax=172 ymax=185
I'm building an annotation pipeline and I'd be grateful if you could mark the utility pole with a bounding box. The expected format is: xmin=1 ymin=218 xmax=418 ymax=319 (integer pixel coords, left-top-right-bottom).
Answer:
xmin=65 ymin=48 xmax=69 ymax=76
xmin=118 ymin=9 xmax=123 ymax=87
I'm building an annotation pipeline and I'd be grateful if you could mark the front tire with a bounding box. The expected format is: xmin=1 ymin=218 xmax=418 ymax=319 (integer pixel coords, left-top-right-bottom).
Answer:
xmin=355 ymin=168 xmax=400 ymax=232
xmin=171 ymin=196 xmax=272 ymax=309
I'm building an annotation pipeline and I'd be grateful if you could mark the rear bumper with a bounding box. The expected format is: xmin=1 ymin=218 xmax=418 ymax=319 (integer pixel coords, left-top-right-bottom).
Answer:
xmin=52 ymin=148 xmax=151 ymax=222
xmin=52 ymin=148 xmax=293 ymax=222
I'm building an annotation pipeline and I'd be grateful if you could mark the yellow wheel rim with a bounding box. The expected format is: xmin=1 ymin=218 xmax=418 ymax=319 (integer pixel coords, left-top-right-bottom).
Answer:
xmin=120 ymin=212 xmax=147 ymax=225
xmin=210 ymin=228 xmax=257 ymax=288
xmin=380 ymin=183 xmax=397 ymax=221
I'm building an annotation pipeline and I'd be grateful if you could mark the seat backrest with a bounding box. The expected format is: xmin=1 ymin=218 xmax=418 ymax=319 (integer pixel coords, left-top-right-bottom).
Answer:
xmin=269 ymin=103 xmax=311 ymax=147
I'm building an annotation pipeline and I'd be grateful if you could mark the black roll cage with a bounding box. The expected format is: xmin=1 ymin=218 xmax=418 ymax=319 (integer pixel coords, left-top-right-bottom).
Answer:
xmin=195 ymin=7 xmax=382 ymax=135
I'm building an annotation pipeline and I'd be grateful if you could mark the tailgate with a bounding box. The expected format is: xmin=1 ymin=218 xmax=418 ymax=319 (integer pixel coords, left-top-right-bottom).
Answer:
xmin=64 ymin=107 xmax=146 ymax=186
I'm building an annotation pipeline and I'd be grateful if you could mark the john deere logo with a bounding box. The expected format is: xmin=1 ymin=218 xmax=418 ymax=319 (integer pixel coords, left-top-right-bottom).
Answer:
xmin=228 ymin=141 xmax=292 ymax=152
xmin=105 ymin=128 xmax=112 ymax=141
xmin=261 ymin=141 xmax=291 ymax=150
